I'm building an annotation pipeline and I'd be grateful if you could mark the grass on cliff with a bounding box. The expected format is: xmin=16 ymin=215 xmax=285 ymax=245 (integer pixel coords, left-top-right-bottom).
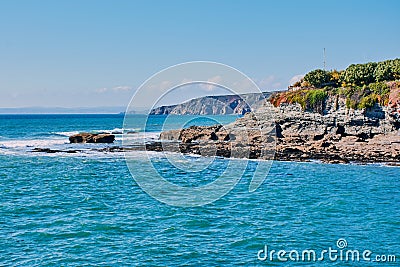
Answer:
xmin=270 ymin=89 xmax=327 ymax=113
xmin=271 ymin=81 xmax=398 ymax=112
xmin=330 ymin=81 xmax=391 ymax=109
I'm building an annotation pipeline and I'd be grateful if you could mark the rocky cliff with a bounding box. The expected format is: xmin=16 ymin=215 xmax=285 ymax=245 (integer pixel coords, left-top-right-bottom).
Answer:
xmin=158 ymin=93 xmax=400 ymax=164
xmin=149 ymin=92 xmax=271 ymax=115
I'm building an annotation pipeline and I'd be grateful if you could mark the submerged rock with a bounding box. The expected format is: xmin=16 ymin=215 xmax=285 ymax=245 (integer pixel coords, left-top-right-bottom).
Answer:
xmin=69 ymin=133 xmax=115 ymax=143
xmin=32 ymin=148 xmax=80 ymax=153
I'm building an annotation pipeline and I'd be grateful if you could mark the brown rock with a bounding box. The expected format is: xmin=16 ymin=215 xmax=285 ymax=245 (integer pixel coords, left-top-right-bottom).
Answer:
xmin=69 ymin=133 xmax=115 ymax=143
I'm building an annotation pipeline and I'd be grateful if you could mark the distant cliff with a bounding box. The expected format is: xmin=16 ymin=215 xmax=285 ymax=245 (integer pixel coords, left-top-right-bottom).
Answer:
xmin=149 ymin=92 xmax=272 ymax=115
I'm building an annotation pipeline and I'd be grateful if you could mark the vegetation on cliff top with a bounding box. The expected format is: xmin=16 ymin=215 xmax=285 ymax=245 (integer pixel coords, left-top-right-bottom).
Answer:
xmin=271 ymin=58 xmax=400 ymax=112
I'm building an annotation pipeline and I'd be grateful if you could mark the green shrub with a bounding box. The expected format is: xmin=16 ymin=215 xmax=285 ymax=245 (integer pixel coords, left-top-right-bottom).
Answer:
xmin=329 ymin=69 xmax=341 ymax=85
xmin=343 ymin=86 xmax=366 ymax=109
xmin=374 ymin=60 xmax=393 ymax=82
xmin=306 ymin=89 xmax=327 ymax=105
xmin=329 ymin=87 xmax=340 ymax=95
xmin=305 ymin=89 xmax=327 ymax=113
xmin=358 ymin=94 xmax=378 ymax=109
xmin=342 ymin=62 xmax=377 ymax=85
xmin=368 ymin=81 xmax=390 ymax=95
xmin=341 ymin=86 xmax=358 ymax=98
xmin=304 ymin=69 xmax=332 ymax=87
xmin=391 ymin=58 xmax=400 ymax=79
xmin=339 ymin=58 xmax=399 ymax=86
xmin=286 ymin=90 xmax=306 ymax=109
xmin=283 ymin=89 xmax=328 ymax=113
xmin=346 ymin=98 xmax=358 ymax=109
xmin=291 ymin=93 xmax=306 ymax=109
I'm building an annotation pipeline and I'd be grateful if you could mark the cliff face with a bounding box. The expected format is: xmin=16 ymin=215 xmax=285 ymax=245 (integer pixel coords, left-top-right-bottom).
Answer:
xmin=270 ymin=95 xmax=396 ymax=140
xmin=265 ymin=97 xmax=400 ymax=163
xmin=149 ymin=92 xmax=271 ymax=115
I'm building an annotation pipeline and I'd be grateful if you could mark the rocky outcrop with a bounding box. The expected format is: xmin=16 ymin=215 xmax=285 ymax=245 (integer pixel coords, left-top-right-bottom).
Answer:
xmin=160 ymin=125 xmax=230 ymax=143
xmin=157 ymin=95 xmax=400 ymax=164
xmin=150 ymin=92 xmax=271 ymax=115
xmin=271 ymin=102 xmax=400 ymax=163
xmin=69 ymin=133 xmax=115 ymax=143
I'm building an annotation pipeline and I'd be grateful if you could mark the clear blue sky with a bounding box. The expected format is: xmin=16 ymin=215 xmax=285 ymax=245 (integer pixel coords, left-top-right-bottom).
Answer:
xmin=0 ymin=0 xmax=399 ymax=108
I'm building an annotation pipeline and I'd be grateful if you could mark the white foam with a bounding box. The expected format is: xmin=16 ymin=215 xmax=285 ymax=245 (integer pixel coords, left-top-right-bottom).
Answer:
xmin=52 ymin=131 xmax=80 ymax=137
xmin=0 ymin=139 xmax=67 ymax=149
xmin=111 ymin=128 xmax=124 ymax=134
xmin=90 ymin=128 xmax=140 ymax=134
xmin=0 ymin=130 xmax=161 ymax=158
xmin=121 ymin=132 xmax=160 ymax=142
xmin=53 ymin=128 xmax=142 ymax=137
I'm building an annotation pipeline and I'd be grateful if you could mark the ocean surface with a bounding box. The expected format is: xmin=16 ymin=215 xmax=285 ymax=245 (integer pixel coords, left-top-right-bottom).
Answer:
xmin=0 ymin=114 xmax=399 ymax=266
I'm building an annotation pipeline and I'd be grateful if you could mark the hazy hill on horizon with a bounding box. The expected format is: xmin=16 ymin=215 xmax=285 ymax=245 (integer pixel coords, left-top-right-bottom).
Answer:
xmin=0 ymin=106 xmax=149 ymax=114
xmin=149 ymin=92 xmax=273 ymax=115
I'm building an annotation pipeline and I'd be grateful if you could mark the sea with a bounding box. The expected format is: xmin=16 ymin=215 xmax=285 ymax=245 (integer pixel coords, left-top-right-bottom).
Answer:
xmin=0 ymin=114 xmax=399 ymax=266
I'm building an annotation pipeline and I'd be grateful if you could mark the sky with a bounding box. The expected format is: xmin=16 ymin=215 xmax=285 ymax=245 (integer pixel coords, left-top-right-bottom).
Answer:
xmin=0 ymin=0 xmax=399 ymax=110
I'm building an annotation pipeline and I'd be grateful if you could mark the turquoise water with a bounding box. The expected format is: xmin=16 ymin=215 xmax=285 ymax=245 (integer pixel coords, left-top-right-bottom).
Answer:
xmin=0 ymin=115 xmax=399 ymax=266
